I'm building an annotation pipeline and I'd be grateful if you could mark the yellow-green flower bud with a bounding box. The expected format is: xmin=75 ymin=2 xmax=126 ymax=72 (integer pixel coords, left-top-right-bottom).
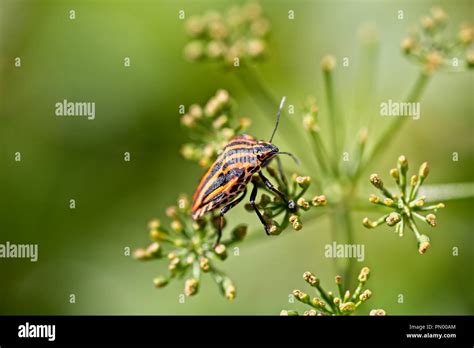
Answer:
xmin=199 ymin=257 xmax=210 ymax=272
xmin=426 ymin=213 xmax=437 ymax=227
xmin=419 ymin=162 xmax=429 ymax=179
xmin=390 ymin=168 xmax=400 ymax=182
xmin=153 ymin=276 xmax=169 ymax=288
xmin=184 ymin=278 xmax=199 ymax=296
xmin=369 ymin=174 xmax=384 ymax=189
xmin=369 ymin=194 xmax=379 ymax=203
xmin=386 ymin=212 xmax=401 ymax=227
xmin=370 ymin=309 xmax=386 ymax=316
xmin=418 ymin=234 xmax=431 ymax=254
xmin=321 ymin=55 xmax=336 ymax=71
xmin=339 ymin=301 xmax=356 ymax=313
xmin=303 ymin=271 xmax=319 ymax=287
xmin=312 ymin=195 xmax=327 ymax=206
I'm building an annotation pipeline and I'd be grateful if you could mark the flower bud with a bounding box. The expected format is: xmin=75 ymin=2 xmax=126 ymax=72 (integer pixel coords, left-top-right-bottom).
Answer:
xmin=188 ymin=104 xmax=203 ymax=118
xmin=459 ymin=25 xmax=473 ymax=45
xmin=303 ymin=114 xmax=317 ymax=132
xmin=369 ymin=194 xmax=379 ymax=204
xmin=153 ymin=276 xmax=169 ymax=288
xmin=370 ymin=309 xmax=386 ymax=316
xmin=184 ymin=278 xmax=199 ymax=296
xmin=303 ymin=271 xmax=319 ymax=287
xmin=369 ymin=174 xmax=384 ymax=189
xmin=431 ymin=7 xmax=447 ymax=24
xmin=223 ymin=278 xmax=236 ymax=300
xmin=293 ymin=289 xmax=310 ymax=304
xmin=185 ymin=16 xmax=205 ymax=37
xmin=166 ymin=206 xmax=178 ymax=219
xmin=295 ymin=175 xmax=311 ymax=187
xmin=401 ymin=37 xmax=415 ymax=54
xmin=418 ymin=162 xmax=429 ymax=179
xmin=418 ymin=234 xmax=431 ymax=254
xmin=184 ymin=41 xmax=204 ymax=61
xmin=133 ymin=248 xmax=149 ymax=261
xmin=383 ymin=198 xmax=394 ymax=206
xmin=321 ymin=55 xmax=336 ymax=71
xmin=199 ymin=257 xmax=210 ymax=272
xmin=214 ymin=244 xmax=227 ymax=260
xmin=386 ymin=212 xmax=401 ymax=227
xmin=420 ymin=16 xmax=434 ymax=31
xmin=390 ymin=168 xmax=400 ymax=182
xmin=339 ymin=302 xmax=356 ymax=313
xmin=171 ymin=220 xmax=183 ymax=233
xmin=146 ymin=242 xmax=161 ymax=258
xmin=150 ymin=229 xmax=167 ymax=242
xmin=297 ymin=197 xmax=310 ymax=210
xmin=426 ymin=213 xmax=437 ymax=227
xmin=280 ymin=310 xmax=299 ymax=316
xmin=312 ymin=195 xmax=327 ymax=206
xmin=359 ymin=289 xmax=372 ymax=302
xmin=362 ymin=217 xmax=375 ymax=228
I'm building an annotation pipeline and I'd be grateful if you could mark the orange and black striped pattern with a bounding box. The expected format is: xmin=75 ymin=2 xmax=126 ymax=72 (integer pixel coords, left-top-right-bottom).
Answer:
xmin=191 ymin=134 xmax=278 ymax=219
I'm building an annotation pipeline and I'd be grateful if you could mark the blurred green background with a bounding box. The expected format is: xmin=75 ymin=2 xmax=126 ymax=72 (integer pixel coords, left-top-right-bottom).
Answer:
xmin=0 ymin=0 xmax=472 ymax=315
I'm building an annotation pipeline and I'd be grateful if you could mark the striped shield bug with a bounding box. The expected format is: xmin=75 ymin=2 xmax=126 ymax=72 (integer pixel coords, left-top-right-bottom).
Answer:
xmin=191 ymin=96 xmax=298 ymax=247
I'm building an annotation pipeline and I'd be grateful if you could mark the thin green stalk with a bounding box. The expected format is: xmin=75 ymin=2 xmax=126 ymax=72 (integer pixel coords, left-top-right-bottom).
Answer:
xmin=308 ymin=130 xmax=331 ymax=176
xmin=354 ymin=71 xmax=431 ymax=181
xmin=236 ymin=65 xmax=300 ymax=147
xmin=323 ymin=68 xmax=341 ymax=176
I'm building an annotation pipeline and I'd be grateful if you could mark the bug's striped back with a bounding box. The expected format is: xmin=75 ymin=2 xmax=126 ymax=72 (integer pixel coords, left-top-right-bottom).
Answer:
xmin=191 ymin=134 xmax=277 ymax=219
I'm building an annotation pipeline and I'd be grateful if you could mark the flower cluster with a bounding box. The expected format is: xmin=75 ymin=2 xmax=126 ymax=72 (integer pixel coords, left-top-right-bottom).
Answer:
xmin=180 ymin=89 xmax=251 ymax=167
xmin=401 ymin=7 xmax=474 ymax=72
xmin=134 ymin=194 xmax=246 ymax=300
xmin=363 ymin=156 xmax=445 ymax=254
xmin=183 ymin=2 xmax=270 ymax=66
xmin=245 ymin=168 xmax=327 ymax=235
xmin=281 ymin=267 xmax=385 ymax=316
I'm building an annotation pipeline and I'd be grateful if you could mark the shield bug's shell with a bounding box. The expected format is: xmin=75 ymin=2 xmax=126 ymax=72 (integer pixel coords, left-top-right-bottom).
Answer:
xmin=191 ymin=134 xmax=278 ymax=219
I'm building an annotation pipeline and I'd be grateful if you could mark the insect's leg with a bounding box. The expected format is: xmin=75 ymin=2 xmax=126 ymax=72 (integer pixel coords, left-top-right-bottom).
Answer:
xmin=250 ymin=181 xmax=270 ymax=235
xmin=215 ymin=188 xmax=247 ymax=247
xmin=258 ymin=172 xmax=296 ymax=211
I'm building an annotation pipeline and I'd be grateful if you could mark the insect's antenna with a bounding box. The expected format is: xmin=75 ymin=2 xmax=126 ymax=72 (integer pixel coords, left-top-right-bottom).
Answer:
xmin=276 ymin=151 xmax=300 ymax=166
xmin=269 ymin=96 xmax=286 ymax=143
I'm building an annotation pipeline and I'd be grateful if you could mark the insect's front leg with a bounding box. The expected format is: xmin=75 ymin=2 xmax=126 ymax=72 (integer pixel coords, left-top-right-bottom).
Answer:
xmin=250 ymin=181 xmax=270 ymax=235
xmin=215 ymin=188 xmax=247 ymax=248
xmin=258 ymin=172 xmax=296 ymax=211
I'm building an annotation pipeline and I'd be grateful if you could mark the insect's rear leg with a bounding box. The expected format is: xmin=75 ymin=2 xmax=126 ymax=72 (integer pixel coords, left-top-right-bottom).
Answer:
xmin=250 ymin=181 xmax=270 ymax=235
xmin=258 ymin=172 xmax=296 ymax=211
xmin=215 ymin=188 xmax=247 ymax=248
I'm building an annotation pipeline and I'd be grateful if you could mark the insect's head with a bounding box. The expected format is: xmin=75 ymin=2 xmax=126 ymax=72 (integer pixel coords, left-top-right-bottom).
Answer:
xmin=254 ymin=140 xmax=279 ymax=166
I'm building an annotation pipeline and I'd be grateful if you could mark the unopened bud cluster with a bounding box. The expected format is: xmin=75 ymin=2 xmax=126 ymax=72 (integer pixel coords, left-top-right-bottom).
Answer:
xmin=180 ymin=89 xmax=251 ymax=167
xmin=363 ymin=156 xmax=445 ymax=254
xmin=400 ymin=7 xmax=473 ymax=73
xmin=281 ymin=267 xmax=385 ymax=316
xmin=183 ymin=2 xmax=270 ymax=66
xmin=134 ymin=194 xmax=247 ymax=300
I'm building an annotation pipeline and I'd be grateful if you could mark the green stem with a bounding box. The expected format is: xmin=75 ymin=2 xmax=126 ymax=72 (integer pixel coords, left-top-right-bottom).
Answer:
xmin=308 ymin=130 xmax=331 ymax=176
xmin=236 ymin=65 xmax=300 ymax=147
xmin=354 ymin=71 xmax=431 ymax=181
xmin=323 ymin=69 xmax=341 ymax=177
